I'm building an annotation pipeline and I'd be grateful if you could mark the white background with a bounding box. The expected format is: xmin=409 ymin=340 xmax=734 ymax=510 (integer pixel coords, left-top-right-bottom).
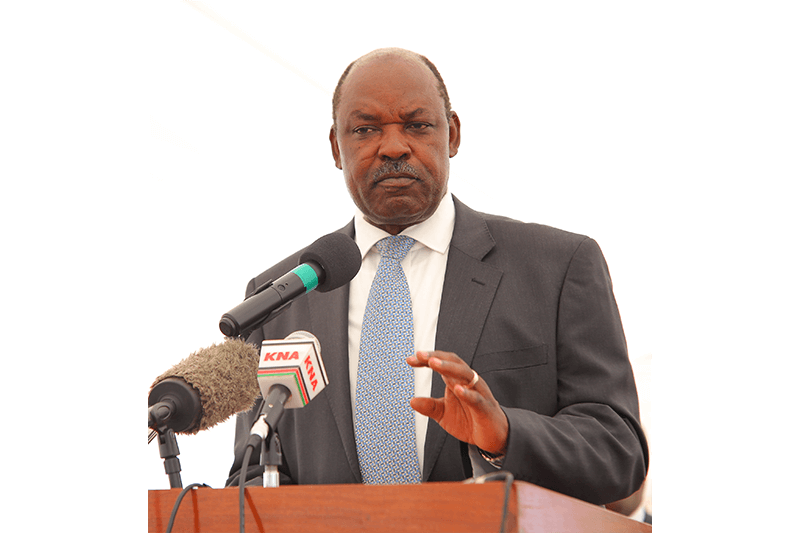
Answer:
xmin=147 ymin=0 xmax=652 ymax=506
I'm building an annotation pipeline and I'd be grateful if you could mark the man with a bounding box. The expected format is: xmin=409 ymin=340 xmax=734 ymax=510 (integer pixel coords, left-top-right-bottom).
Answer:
xmin=227 ymin=48 xmax=648 ymax=505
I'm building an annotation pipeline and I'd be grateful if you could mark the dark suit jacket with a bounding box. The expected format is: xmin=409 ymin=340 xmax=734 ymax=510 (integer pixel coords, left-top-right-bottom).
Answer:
xmin=227 ymin=197 xmax=648 ymax=505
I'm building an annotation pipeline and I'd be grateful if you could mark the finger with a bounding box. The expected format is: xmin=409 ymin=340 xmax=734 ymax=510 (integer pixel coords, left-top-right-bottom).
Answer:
xmin=407 ymin=350 xmax=460 ymax=365
xmin=423 ymin=350 xmax=464 ymax=364
xmin=409 ymin=396 xmax=444 ymax=421
xmin=408 ymin=351 xmax=480 ymax=392
xmin=429 ymin=356 xmax=479 ymax=388
xmin=406 ymin=351 xmax=431 ymax=367
xmin=408 ymin=350 xmax=468 ymax=369
xmin=453 ymin=381 xmax=485 ymax=404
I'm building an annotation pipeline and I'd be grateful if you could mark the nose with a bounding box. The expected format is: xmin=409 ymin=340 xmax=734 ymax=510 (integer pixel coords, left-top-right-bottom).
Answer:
xmin=378 ymin=125 xmax=410 ymax=161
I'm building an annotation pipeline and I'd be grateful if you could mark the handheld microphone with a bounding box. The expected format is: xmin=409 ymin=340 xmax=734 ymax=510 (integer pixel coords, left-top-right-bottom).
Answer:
xmin=219 ymin=232 xmax=361 ymax=338
xmin=148 ymin=337 xmax=261 ymax=435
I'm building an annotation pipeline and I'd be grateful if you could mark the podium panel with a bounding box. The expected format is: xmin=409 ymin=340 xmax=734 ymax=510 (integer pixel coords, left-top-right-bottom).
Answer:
xmin=148 ymin=481 xmax=651 ymax=533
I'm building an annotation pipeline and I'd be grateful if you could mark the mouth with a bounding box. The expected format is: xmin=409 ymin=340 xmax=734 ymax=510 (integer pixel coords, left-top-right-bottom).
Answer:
xmin=372 ymin=161 xmax=421 ymax=188
xmin=375 ymin=175 xmax=418 ymax=188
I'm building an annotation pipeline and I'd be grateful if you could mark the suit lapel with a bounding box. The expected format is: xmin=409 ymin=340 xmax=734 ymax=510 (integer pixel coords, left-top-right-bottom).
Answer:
xmin=422 ymin=197 xmax=503 ymax=480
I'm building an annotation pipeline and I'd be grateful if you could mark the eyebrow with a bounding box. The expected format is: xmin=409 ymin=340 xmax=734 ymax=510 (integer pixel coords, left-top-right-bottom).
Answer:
xmin=350 ymin=111 xmax=380 ymax=122
xmin=348 ymin=108 xmax=432 ymax=122
xmin=401 ymin=108 xmax=430 ymax=120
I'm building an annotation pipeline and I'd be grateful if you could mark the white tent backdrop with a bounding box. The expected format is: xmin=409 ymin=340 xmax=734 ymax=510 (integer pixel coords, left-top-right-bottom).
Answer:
xmin=147 ymin=0 xmax=652 ymax=508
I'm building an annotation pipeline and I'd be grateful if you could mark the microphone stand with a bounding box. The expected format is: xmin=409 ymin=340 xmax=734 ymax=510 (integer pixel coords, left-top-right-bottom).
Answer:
xmin=262 ymin=432 xmax=283 ymax=488
xmin=148 ymin=377 xmax=202 ymax=490
xmin=155 ymin=425 xmax=183 ymax=489
xmin=246 ymin=384 xmax=290 ymax=488
xmin=230 ymin=327 xmax=290 ymax=488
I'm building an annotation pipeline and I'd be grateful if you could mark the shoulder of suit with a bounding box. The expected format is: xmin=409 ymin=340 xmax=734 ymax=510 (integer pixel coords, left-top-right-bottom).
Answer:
xmin=475 ymin=209 xmax=593 ymax=249
xmin=450 ymin=197 xmax=598 ymax=265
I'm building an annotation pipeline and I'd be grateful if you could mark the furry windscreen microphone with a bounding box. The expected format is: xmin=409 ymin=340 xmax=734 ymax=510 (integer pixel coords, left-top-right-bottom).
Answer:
xmin=219 ymin=232 xmax=361 ymax=338
xmin=148 ymin=337 xmax=261 ymax=435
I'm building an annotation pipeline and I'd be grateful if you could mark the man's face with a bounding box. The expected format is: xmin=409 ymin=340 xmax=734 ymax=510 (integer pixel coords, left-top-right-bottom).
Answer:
xmin=330 ymin=55 xmax=461 ymax=235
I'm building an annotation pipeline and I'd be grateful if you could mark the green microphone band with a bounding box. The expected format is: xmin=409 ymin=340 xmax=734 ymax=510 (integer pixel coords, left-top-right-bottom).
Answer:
xmin=291 ymin=264 xmax=319 ymax=293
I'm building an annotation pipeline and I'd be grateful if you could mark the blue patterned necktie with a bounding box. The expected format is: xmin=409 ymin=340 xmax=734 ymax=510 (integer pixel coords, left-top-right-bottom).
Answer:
xmin=354 ymin=235 xmax=421 ymax=484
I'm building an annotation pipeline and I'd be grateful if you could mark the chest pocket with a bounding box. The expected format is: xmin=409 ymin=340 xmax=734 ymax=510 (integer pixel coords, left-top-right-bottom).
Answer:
xmin=472 ymin=343 xmax=548 ymax=373
xmin=471 ymin=344 xmax=552 ymax=410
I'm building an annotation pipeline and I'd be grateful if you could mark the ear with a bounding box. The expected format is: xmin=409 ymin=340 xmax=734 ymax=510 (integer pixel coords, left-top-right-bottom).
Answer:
xmin=448 ymin=112 xmax=461 ymax=158
xmin=329 ymin=126 xmax=343 ymax=169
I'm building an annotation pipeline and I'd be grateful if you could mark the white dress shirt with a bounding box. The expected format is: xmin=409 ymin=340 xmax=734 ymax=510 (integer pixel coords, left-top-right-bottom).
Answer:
xmin=348 ymin=192 xmax=455 ymax=472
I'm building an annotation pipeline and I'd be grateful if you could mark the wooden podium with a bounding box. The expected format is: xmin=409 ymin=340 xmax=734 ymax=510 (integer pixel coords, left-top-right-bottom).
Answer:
xmin=149 ymin=480 xmax=651 ymax=532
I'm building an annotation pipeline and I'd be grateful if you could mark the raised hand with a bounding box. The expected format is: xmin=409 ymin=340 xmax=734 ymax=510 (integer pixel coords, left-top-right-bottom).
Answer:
xmin=407 ymin=350 xmax=508 ymax=454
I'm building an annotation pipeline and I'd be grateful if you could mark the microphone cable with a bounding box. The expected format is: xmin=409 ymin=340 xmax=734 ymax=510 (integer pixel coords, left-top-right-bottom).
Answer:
xmin=238 ymin=443 xmax=257 ymax=533
xmin=164 ymin=482 xmax=211 ymax=533
xmin=463 ymin=470 xmax=515 ymax=533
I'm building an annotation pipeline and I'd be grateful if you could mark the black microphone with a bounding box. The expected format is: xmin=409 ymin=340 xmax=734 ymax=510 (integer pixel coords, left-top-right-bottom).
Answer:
xmin=219 ymin=232 xmax=361 ymax=338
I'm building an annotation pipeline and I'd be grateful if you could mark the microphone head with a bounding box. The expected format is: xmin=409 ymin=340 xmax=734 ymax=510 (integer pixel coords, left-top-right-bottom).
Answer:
xmin=150 ymin=338 xmax=260 ymax=434
xmin=286 ymin=330 xmax=321 ymax=356
xmin=257 ymin=331 xmax=328 ymax=409
xmin=299 ymin=232 xmax=361 ymax=292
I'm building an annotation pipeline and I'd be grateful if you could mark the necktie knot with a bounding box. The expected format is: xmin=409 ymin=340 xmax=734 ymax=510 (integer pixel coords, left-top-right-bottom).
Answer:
xmin=375 ymin=235 xmax=416 ymax=261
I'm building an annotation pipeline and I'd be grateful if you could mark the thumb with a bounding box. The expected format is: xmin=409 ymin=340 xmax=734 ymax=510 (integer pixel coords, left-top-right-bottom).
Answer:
xmin=409 ymin=397 xmax=442 ymax=419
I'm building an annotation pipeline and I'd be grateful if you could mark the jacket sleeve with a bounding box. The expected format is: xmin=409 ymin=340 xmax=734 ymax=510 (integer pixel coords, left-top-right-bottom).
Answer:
xmin=499 ymin=237 xmax=648 ymax=505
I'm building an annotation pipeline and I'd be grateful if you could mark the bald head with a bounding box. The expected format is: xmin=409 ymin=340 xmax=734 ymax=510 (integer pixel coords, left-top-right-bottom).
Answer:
xmin=331 ymin=48 xmax=453 ymax=128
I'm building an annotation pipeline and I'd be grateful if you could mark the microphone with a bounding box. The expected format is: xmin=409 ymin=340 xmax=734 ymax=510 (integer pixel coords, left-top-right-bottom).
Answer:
xmin=148 ymin=337 xmax=261 ymax=435
xmin=219 ymin=232 xmax=361 ymax=338
xmin=245 ymin=331 xmax=326 ymax=489
xmin=257 ymin=330 xmax=328 ymax=409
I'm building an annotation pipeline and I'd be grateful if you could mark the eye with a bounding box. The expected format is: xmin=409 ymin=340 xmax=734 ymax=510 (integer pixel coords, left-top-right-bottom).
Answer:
xmin=353 ymin=126 xmax=377 ymax=135
xmin=407 ymin=122 xmax=430 ymax=131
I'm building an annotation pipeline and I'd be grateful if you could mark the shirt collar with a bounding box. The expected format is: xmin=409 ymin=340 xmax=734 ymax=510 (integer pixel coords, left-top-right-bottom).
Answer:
xmin=353 ymin=191 xmax=455 ymax=259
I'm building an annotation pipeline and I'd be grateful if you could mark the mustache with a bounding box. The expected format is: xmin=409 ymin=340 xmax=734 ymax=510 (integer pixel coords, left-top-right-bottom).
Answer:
xmin=371 ymin=160 xmax=421 ymax=182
